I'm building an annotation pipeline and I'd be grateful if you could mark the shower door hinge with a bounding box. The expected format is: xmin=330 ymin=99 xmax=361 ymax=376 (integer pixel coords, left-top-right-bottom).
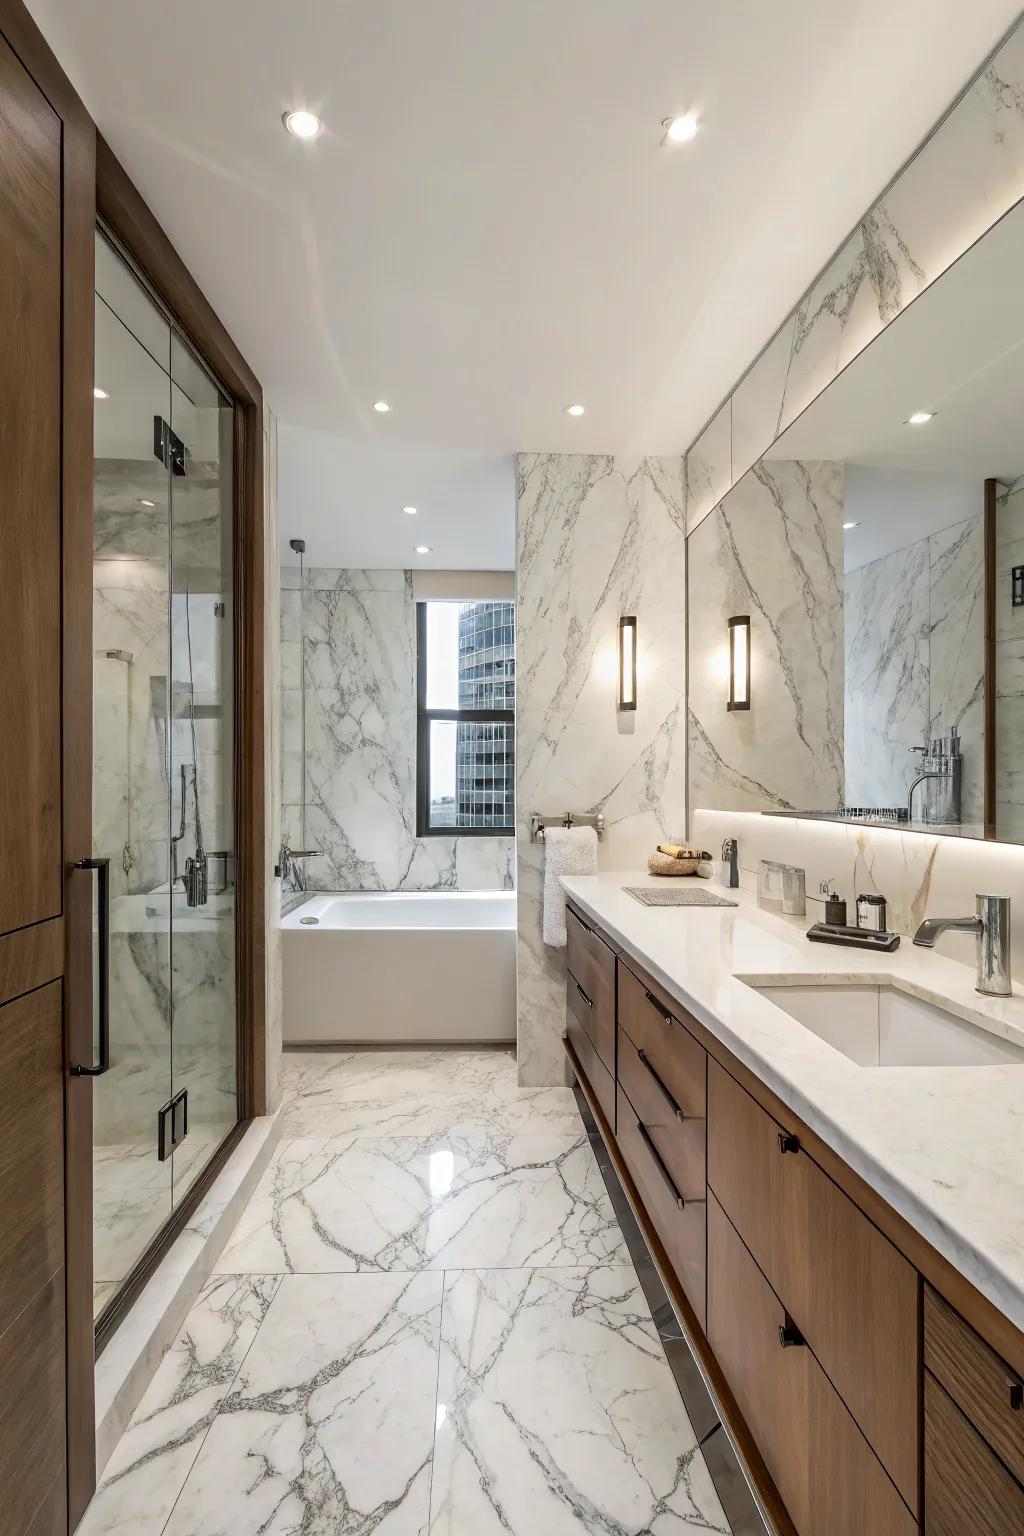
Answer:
xmin=154 ymin=415 xmax=189 ymax=477
xmin=157 ymin=1087 xmax=189 ymax=1162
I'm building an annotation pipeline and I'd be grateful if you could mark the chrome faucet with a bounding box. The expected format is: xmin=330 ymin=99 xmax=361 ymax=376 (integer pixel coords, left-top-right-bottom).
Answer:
xmin=276 ymin=843 xmax=323 ymax=882
xmin=913 ymin=895 xmax=1012 ymax=996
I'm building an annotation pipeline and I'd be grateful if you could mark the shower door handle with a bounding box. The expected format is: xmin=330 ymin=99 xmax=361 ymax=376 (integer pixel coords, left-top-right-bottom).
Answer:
xmin=72 ymin=857 xmax=110 ymax=1077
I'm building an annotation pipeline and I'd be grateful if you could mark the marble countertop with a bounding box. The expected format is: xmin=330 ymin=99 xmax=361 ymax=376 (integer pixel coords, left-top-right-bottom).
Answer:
xmin=561 ymin=871 xmax=1024 ymax=1335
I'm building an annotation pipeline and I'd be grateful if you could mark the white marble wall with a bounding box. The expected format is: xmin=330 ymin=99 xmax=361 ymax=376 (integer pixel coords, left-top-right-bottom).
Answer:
xmin=995 ymin=478 xmax=1024 ymax=838
xmin=515 ymin=455 xmax=687 ymax=1085
xmin=845 ymin=515 xmax=984 ymax=820
xmin=687 ymin=459 xmax=845 ymax=816
xmin=686 ymin=20 xmax=1024 ymax=528
xmin=692 ymin=806 xmax=1024 ymax=983
xmin=281 ymin=568 xmax=515 ymax=893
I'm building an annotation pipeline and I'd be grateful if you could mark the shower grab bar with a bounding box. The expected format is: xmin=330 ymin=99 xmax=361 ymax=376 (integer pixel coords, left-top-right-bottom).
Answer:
xmin=72 ymin=857 xmax=110 ymax=1077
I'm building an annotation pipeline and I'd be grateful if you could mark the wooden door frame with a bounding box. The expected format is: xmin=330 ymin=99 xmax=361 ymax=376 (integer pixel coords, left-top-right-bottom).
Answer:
xmin=95 ymin=139 xmax=268 ymax=1124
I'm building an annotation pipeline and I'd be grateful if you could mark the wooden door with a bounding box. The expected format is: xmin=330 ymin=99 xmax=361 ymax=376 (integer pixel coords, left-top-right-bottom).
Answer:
xmin=0 ymin=4 xmax=96 ymax=1530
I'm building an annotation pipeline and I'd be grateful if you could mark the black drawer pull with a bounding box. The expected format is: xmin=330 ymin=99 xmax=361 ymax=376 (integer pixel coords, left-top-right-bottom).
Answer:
xmin=638 ymin=1049 xmax=684 ymax=1121
xmin=778 ymin=1318 xmax=804 ymax=1349
xmin=1010 ymin=1378 xmax=1024 ymax=1412
xmin=644 ymin=987 xmax=673 ymax=1024
xmin=636 ymin=1120 xmax=685 ymax=1209
xmin=778 ymin=1132 xmax=800 ymax=1155
xmin=573 ymin=978 xmax=593 ymax=1010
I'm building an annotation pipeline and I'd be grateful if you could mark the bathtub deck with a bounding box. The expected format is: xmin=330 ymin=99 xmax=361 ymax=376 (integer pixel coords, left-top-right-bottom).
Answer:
xmin=77 ymin=1047 xmax=731 ymax=1536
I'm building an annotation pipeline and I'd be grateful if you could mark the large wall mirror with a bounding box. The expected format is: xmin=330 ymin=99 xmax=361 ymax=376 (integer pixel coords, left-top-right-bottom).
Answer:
xmin=688 ymin=191 xmax=1024 ymax=844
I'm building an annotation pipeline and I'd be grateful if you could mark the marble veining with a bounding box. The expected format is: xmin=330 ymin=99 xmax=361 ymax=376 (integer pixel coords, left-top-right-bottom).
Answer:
xmin=515 ymin=454 xmax=687 ymax=1085
xmin=80 ymin=1049 xmax=728 ymax=1536
xmin=214 ymin=1130 xmax=625 ymax=1274
xmin=687 ymin=458 xmax=844 ymax=816
xmin=281 ymin=567 xmax=514 ymax=894
xmin=430 ymin=1266 xmax=728 ymax=1535
xmin=684 ymin=18 xmax=1024 ymax=513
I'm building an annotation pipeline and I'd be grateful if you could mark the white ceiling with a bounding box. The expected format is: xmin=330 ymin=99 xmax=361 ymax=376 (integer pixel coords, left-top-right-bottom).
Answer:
xmin=29 ymin=0 xmax=1023 ymax=568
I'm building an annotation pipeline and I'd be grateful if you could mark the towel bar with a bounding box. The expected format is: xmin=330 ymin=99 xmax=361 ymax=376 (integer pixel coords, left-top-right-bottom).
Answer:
xmin=529 ymin=811 xmax=605 ymax=844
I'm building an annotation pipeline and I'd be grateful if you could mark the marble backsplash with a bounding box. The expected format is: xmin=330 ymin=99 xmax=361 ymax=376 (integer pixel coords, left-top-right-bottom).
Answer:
xmin=687 ymin=458 xmax=845 ymax=816
xmin=845 ymin=514 xmax=984 ymax=820
xmin=281 ymin=567 xmax=514 ymax=894
xmin=692 ymin=806 xmax=1024 ymax=984
xmin=515 ymin=454 xmax=687 ymax=1085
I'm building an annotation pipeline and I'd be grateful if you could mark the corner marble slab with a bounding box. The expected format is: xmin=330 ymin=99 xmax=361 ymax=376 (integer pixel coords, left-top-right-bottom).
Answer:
xmin=561 ymin=869 xmax=1024 ymax=1334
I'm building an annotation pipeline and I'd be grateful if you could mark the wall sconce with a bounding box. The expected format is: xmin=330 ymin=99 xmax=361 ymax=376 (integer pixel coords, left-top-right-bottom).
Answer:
xmin=618 ymin=616 xmax=637 ymax=710
xmin=727 ymin=615 xmax=750 ymax=711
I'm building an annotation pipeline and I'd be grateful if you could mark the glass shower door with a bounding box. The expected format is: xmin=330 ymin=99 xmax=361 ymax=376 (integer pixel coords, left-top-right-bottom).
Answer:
xmin=92 ymin=231 xmax=174 ymax=1317
xmin=168 ymin=334 xmax=238 ymax=1204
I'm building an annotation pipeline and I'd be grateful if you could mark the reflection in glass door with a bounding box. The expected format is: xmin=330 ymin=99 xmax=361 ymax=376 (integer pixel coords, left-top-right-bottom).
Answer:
xmin=91 ymin=230 xmax=238 ymax=1326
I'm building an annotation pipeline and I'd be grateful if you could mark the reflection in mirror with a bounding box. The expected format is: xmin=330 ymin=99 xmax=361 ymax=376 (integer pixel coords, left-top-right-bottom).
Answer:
xmin=687 ymin=190 xmax=1024 ymax=844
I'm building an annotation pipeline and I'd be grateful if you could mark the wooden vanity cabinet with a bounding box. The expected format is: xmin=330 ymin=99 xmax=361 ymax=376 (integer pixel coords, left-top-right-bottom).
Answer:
xmin=924 ymin=1286 xmax=1024 ymax=1534
xmin=562 ymin=901 xmax=1024 ymax=1536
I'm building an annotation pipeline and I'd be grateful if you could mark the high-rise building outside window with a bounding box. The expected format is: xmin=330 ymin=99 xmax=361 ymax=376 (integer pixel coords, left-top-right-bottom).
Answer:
xmin=416 ymin=599 xmax=515 ymax=834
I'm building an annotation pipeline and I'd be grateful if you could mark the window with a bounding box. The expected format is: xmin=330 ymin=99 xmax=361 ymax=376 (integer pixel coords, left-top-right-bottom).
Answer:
xmin=416 ymin=599 xmax=515 ymax=835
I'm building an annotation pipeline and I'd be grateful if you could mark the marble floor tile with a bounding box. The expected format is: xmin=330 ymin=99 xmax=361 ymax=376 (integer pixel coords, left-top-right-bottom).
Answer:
xmin=79 ymin=1273 xmax=280 ymax=1536
xmin=280 ymin=1046 xmax=581 ymax=1138
xmin=163 ymin=1271 xmax=443 ymax=1536
xmin=430 ymin=1266 xmax=729 ymax=1535
xmin=214 ymin=1130 xmax=625 ymax=1274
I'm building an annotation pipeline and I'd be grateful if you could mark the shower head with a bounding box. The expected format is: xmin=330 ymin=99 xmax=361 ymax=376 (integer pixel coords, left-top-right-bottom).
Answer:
xmin=104 ymin=648 xmax=134 ymax=664
xmin=289 ymin=538 xmax=306 ymax=555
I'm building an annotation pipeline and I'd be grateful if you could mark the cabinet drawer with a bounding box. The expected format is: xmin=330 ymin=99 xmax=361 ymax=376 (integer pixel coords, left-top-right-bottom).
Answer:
xmin=708 ymin=1060 xmax=919 ymax=1512
xmin=925 ymin=1286 xmax=1024 ymax=1487
xmin=925 ymin=1371 xmax=1024 ymax=1536
xmin=618 ymin=960 xmax=707 ymax=1115
xmin=617 ymin=1025 xmax=705 ymax=1200
xmin=708 ymin=1193 xmax=916 ymax=1536
xmin=566 ymin=907 xmax=615 ymax=1072
xmin=616 ymin=1083 xmax=706 ymax=1328
xmin=565 ymin=1003 xmax=615 ymax=1130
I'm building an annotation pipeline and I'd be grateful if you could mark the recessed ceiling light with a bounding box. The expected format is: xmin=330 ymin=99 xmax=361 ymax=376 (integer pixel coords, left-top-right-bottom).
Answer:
xmin=139 ymin=498 xmax=156 ymax=508
xmin=663 ymin=114 xmax=699 ymax=144
xmin=403 ymin=506 xmax=417 ymax=515
xmin=373 ymin=400 xmax=392 ymax=414
xmin=414 ymin=545 xmax=432 ymax=555
xmin=906 ymin=410 xmax=934 ymax=425
xmin=843 ymin=521 xmax=860 ymax=530
xmin=565 ymin=404 xmax=586 ymax=417
xmin=283 ymin=109 xmax=322 ymax=140
xmin=93 ymin=387 xmax=109 ymax=400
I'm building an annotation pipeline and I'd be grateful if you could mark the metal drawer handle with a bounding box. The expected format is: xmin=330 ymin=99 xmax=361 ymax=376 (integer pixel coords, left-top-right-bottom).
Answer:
xmin=638 ymin=1049 xmax=684 ymax=1121
xmin=72 ymin=857 xmax=111 ymax=1077
xmin=574 ymin=979 xmax=593 ymax=1010
xmin=1010 ymin=1378 xmax=1023 ymax=1412
xmin=778 ymin=1317 xmax=805 ymax=1349
xmin=778 ymin=1132 xmax=800 ymax=1155
xmin=636 ymin=1120 xmax=685 ymax=1209
xmin=644 ymin=987 xmax=673 ymax=1024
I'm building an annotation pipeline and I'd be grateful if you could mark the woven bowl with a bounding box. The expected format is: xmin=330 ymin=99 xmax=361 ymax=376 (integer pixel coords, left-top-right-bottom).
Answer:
xmin=647 ymin=850 xmax=702 ymax=877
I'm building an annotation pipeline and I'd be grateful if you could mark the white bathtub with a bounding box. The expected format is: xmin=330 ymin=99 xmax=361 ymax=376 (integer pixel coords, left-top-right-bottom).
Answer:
xmin=282 ymin=891 xmax=517 ymax=1045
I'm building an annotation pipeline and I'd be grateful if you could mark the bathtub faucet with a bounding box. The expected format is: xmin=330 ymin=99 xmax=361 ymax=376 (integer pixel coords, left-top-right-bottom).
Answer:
xmin=277 ymin=843 xmax=323 ymax=882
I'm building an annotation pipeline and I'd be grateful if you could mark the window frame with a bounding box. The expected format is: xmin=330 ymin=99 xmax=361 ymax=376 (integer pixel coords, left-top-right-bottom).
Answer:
xmin=415 ymin=599 xmax=515 ymax=838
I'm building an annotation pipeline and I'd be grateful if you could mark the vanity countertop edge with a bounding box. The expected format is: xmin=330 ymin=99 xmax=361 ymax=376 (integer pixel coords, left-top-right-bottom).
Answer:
xmin=560 ymin=870 xmax=1024 ymax=1336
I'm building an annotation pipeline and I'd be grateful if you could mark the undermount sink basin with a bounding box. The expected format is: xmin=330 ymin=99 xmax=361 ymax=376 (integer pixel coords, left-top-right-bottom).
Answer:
xmin=743 ymin=980 xmax=1024 ymax=1068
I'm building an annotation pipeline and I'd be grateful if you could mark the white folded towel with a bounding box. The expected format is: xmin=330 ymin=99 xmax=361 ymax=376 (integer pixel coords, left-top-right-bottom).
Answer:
xmin=542 ymin=825 xmax=599 ymax=947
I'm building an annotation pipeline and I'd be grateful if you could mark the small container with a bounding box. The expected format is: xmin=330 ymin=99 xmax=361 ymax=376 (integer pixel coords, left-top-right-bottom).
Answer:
xmin=856 ymin=893 xmax=887 ymax=932
xmin=824 ymin=892 xmax=847 ymax=926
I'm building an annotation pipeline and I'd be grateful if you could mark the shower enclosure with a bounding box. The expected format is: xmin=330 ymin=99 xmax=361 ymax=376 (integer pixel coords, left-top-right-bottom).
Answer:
xmin=91 ymin=229 xmax=238 ymax=1327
